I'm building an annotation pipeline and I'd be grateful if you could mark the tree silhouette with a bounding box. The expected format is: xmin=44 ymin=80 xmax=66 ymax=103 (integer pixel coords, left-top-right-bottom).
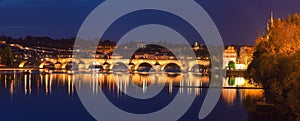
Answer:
xmin=1 ymin=47 xmax=13 ymax=67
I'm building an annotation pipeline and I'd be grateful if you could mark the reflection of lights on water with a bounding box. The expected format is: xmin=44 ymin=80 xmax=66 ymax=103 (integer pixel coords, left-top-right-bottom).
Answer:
xmin=5 ymin=76 xmax=7 ymax=88
xmin=92 ymin=73 xmax=95 ymax=95
xmin=39 ymin=74 xmax=43 ymax=95
xmin=222 ymin=88 xmax=265 ymax=106
xmin=23 ymin=74 xmax=32 ymax=95
xmin=95 ymin=74 xmax=98 ymax=95
xmin=225 ymin=77 xmax=258 ymax=88
xmin=29 ymin=74 xmax=32 ymax=95
xmin=116 ymin=75 xmax=120 ymax=97
xmin=221 ymin=77 xmax=264 ymax=106
xmin=143 ymin=79 xmax=147 ymax=94
xmin=108 ymin=74 xmax=115 ymax=92
xmin=72 ymin=75 xmax=75 ymax=95
xmin=98 ymin=74 xmax=103 ymax=90
xmin=169 ymin=80 xmax=173 ymax=93
xmin=9 ymin=80 xmax=14 ymax=95
xmin=188 ymin=78 xmax=192 ymax=95
xmin=113 ymin=74 xmax=130 ymax=96
xmin=180 ymin=78 xmax=183 ymax=94
xmin=0 ymin=72 xmax=264 ymax=107
xmin=24 ymin=74 xmax=27 ymax=95
xmin=195 ymin=79 xmax=201 ymax=96
xmin=222 ymin=89 xmax=236 ymax=106
xmin=45 ymin=74 xmax=49 ymax=95
xmin=13 ymin=72 xmax=16 ymax=82
xmin=50 ymin=74 xmax=53 ymax=95
xmin=68 ymin=75 xmax=71 ymax=95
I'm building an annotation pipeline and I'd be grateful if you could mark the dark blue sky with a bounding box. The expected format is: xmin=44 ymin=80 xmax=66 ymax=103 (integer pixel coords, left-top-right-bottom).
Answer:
xmin=0 ymin=0 xmax=300 ymax=45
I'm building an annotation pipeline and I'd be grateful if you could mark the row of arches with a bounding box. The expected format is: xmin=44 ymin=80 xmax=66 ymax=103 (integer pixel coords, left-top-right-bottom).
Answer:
xmin=19 ymin=61 xmax=77 ymax=70
xmin=19 ymin=61 xmax=208 ymax=73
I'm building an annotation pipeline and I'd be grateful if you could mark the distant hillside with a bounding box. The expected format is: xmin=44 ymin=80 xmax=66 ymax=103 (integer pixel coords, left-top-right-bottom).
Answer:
xmin=0 ymin=36 xmax=119 ymax=50
xmin=0 ymin=36 xmax=75 ymax=49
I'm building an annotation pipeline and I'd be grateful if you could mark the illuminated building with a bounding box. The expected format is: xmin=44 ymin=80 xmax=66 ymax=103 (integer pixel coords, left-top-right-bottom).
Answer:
xmin=223 ymin=46 xmax=238 ymax=69
xmin=238 ymin=46 xmax=254 ymax=69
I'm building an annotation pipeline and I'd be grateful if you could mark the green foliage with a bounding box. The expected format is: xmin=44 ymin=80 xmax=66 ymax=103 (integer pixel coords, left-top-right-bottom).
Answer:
xmin=228 ymin=61 xmax=236 ymax=70
xmin=248 ymin=14 xmax=300 ymax=120
xmin=0 ymin=47 xmax=13 ymax=66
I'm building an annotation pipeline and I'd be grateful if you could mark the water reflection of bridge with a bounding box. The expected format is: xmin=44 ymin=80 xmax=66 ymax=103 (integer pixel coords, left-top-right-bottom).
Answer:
xmin=1 ymin=72 xmax=263 ymax=106
xmin=18 ymin=58 xmax=210 ymax=72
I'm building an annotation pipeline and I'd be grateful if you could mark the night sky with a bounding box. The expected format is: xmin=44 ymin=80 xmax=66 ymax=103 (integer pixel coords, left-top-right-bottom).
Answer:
xmin=0 ymin=0 xmax=300 ymax=45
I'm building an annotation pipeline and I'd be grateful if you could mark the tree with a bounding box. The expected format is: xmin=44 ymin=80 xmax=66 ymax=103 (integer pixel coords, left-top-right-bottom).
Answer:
xmin=228 ymin=61 xmax=236 ymax=70
xmin=1 ymin=47 xmax=13 ymax=66
xmin=248 ymin=14 xmax=300 ymax=121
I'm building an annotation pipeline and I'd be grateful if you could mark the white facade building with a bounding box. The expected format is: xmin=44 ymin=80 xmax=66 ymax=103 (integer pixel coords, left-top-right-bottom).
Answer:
xmin=223 ymin=46 xmax=238 ymax=69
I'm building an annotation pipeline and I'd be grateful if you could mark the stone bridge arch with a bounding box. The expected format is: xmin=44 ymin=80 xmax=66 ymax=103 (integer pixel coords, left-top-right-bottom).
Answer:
xmin=161 ymin=63 xmax=181 ymax=72
xmin=188 ymin=64 xmax=207 ymax=72
xmin=19 ymin=60 xmax=36 ymax=68
xmin=135 ymin=62 xmax=154 ymax=71
xmin=39 ymin=61 xmax=55 ymax=69
xmin=88 ymin=62 xmax=103 ymax=69
xmin=19 ymin=60 xmax=29 ymax=68
xmin=110 ymin=62 xmax=128 ymax=71
xmin=61 ymin=61 xmax=78 ymax=70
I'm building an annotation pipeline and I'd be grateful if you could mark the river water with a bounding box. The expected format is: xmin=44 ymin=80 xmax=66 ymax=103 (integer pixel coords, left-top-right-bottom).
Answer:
xmin=0 ymin=70 xmax=264 ymax=121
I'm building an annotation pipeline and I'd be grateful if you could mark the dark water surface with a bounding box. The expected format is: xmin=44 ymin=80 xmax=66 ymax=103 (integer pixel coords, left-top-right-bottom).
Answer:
xmin=0 ymin=71 xmax=263 ymax=121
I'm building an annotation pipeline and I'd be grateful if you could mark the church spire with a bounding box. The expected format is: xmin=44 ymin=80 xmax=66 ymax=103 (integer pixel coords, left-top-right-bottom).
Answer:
xmin=267 ymin=11 xmax=274 ymax=31
xmin=270 ymin=11 xmax=274 ymax=26
xmin=193 ymin=41 xmax=200 ymax=51
xmin=266 ymin=11 xmax=274 ymax=40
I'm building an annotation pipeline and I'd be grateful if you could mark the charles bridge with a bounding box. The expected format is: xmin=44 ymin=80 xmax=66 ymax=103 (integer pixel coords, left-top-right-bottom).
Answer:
xmin=18 ymin=58 xmax=210 ymax=72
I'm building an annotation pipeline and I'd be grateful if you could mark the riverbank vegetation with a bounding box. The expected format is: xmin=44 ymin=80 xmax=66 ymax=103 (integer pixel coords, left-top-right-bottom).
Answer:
xmin=0 ymin=47 xmax=13 ymax=67
xmin=248 ymin=14 xmax=300 ymax=121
